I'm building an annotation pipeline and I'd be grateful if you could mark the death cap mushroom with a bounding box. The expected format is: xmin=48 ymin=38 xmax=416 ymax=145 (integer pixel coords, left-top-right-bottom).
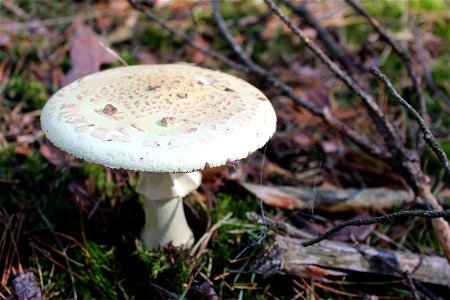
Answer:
xmin=41 ymin=64 xmax=277 ymax=172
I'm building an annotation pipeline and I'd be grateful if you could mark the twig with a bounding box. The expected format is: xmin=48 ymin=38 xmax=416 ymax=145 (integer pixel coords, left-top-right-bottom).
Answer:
xmin=370 ymin=66 xmax=450 ymax=178
xmin=246 ymin=212 xmax=314 ymax=239
xmin=302 ymin=209 xmax=450 ymax=247
xmin=127 ymin=0 xmax=249 ymax=73
xmin=213 ymin=0 xmax=319 ymax=115
xmin=212 ymin=0 xmax=265 ymax=77
xmin=264 ymin=0 xmax=405 ymax=159
xmin=409 ymin=278 xmax=440 ymax=300
xmin=405 ymin=272 xmax=420 ymax=300
xmin=344 ymin=0 xmax=429 ymax=151
xmin=279 ymin=0 xmax=357 ymax=73
xmin=213 ymin=0 xmax=386 ymax=158
xmin=360 ymin=249 xmax=436 ymax=300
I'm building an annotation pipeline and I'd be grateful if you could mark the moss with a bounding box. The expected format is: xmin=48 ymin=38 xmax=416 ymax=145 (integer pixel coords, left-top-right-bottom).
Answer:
xmin=135 ymin=246 xmax=191 ymax=294
xmin=76 ymin=242 xmax=120 ymax=299
xmin=138 ymin=23 xmax=181 ymax=53
xmin=3 ymin=74 xmax=48 ymax=110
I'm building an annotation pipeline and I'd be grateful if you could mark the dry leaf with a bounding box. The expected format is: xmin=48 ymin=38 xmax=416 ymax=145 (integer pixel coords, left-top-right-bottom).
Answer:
xmin=65 ymin=19 xmax=118 ymax=84
xmin=39 ymin=142 xmax=75 ymax=167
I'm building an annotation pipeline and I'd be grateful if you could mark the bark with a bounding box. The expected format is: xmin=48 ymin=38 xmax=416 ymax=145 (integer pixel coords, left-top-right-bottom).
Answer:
xmin=419 ymin=182 xmax=450 ymax=264
xmin=242 ymin=183 xmax=412 ymax=212
xmin=250 ymin=235 xmax=450 ymax=286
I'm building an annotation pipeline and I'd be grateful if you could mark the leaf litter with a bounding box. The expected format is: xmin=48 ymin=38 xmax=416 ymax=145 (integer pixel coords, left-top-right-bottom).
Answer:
xmin=0 ymin=0 xmax=449 ymax=299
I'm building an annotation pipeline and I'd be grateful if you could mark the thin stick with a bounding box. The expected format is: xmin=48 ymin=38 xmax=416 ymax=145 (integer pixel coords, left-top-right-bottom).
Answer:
xmin=264 ymin=0 xmax=404 ymax=158
xmin=345 ymin=0 xmax=429 ymax=153
xmin=302 ymin=209 xmax=450 ymax=247
xmin=127 ymin=0 xmax=249 ymax=73
xmin=370 ymin=66 xmax=450 ymax=178
xmin=213 ymin=0 xmax=386 ymax=158
xmin=279 ymin=0 xmax=357 ymax=73
xmin=213 ymin=0 xmax=319 ymax=114
xmin=345 ymin=0 xmax=429 ymax=124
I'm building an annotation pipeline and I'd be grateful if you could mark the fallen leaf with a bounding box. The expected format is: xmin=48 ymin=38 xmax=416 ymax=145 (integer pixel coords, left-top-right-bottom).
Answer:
xmin=39 ymin=142 xmax=75 ymax=167
xmin=65 ymin=19 xmax=118 ymax=84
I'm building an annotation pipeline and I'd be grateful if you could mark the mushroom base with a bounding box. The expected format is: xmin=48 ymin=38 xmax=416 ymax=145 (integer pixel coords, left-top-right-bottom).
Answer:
xmin=136 ymin=172 xmax=202 ymax=249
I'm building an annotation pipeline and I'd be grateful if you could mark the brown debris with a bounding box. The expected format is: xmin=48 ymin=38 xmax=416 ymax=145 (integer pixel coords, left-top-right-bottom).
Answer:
xmin=103 ymin=104 xmax=118 ymax=115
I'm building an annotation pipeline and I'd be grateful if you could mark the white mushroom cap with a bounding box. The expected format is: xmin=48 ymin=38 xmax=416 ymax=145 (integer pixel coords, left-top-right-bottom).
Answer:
xmin=41 ymin=64 xmax=277 ymax=172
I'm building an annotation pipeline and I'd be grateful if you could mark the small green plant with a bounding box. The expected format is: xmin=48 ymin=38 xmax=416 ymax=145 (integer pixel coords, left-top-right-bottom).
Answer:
xmin=77 ymin=242 xmax=120 ymax=299
xmin=3 ymin=74 xmax=48 ymax=110
xmin=135 ymin=246 xmax=191 ymax=294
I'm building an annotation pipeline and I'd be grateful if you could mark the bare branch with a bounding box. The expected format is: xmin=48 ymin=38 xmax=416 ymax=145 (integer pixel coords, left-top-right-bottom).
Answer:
xmin=279 ymin=0 xmax=358 ymax=73
xmin=264 ymin=0 xmax=406 ymax=159
xmin=370 ymin=66 xmax=450 ymax=178
xmin=212 ymin=0 xmax=265 ymax=76
xmin=213 ymin=0 xmax=386 ymax=158
xmin=127 ymin=0 xmax=250 ymax=72
xmin=345 ymin=0 xmax=430 ymax=151
xmin=302 ymin=209 xmax=450 ymax=247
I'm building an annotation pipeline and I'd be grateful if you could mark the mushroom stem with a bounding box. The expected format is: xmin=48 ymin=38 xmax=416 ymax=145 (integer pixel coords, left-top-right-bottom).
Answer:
xmin=136 ymin=172 xmax=202 ymax=249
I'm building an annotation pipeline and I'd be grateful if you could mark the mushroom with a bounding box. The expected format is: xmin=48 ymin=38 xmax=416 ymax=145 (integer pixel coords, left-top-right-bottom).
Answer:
xmin=40 ymin=64 xmax=277 ymax=249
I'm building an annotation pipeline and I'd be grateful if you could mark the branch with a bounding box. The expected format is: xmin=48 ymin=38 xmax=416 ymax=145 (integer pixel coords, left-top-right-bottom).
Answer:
xmin=212 ymin=0 xmax=265 ymax=77
xmin=264 ymin=0 xmax=406 ymax=160
xmin=212 ymin=0 xmax=386 ymax=158
xmin=370 ymin=66 xmax=450 ymax=178
xmin=302 ymin=209 xmax=450 ymax=247
xmin=212 ymin=0 xmax=318 ymax=114
xmin=279 ymin=0 xmax=358 ymax=73
xmin=345 ymin=0 xmax=429 ymax=150
xmin=127 ymin=0 xmax=249 ymax=73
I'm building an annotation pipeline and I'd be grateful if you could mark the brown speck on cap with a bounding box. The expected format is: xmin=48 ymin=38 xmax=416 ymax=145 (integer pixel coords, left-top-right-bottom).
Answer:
xmin=146 ymin=85 xmax=161 ymax=92
xmin=103 ymin=104 xmax=117 ymax=115
xmin=161 ymin=117 xmax=177 ymax=127
xmin=177 ymin=93 xmax=188 ymax=99
xmin=185 ymin=128 xmax=198 ymax=133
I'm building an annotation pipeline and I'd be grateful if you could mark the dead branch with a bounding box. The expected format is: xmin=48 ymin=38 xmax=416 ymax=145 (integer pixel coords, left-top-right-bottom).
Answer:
xmin=127 ymin=0 xmax=249 ymax=72
xmin=344 ymin=0 xmax=429 ymax=127
xmin=250 ymin=234 xmax=450 ymax=287
xmin=302 ymin=209 xmax=450 ymax=247
xmin=213 ymin=0 xmax=386 ymax=158
xmin=264 ymin=0 xmax=406 ymax=161
xmin=212 ymin=0 xmax=266 ymax=77
xmin=247 ymin=212 xmax=314 ymax=239
xmin=370 ymin=66 xmax=450 ymax=178
xmin=278 ymin=0 xmax=358 ymax=73
xmin=242 ymin=183 xmax=412 ymax=213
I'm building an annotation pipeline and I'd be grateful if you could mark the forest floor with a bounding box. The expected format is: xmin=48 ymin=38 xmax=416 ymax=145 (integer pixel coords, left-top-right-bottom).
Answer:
xmin=1 ymin=0 xmax=449 ymax=299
